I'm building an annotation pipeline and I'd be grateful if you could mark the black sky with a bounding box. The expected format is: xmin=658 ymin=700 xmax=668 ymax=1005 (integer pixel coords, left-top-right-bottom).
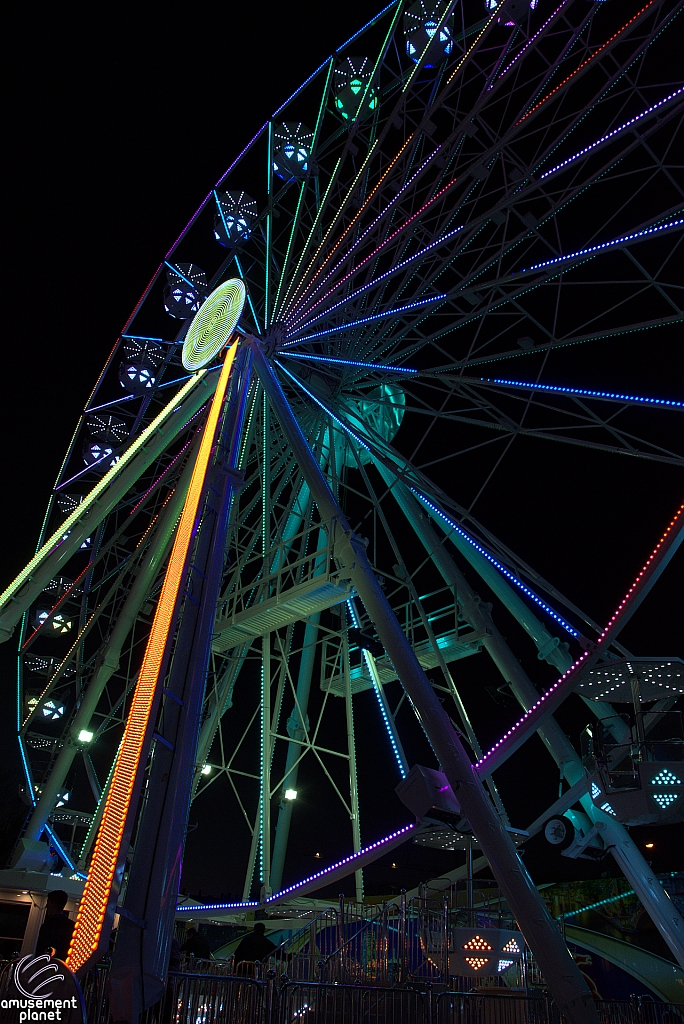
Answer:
xmin=2 ymin=0 xmax=682 ymax=897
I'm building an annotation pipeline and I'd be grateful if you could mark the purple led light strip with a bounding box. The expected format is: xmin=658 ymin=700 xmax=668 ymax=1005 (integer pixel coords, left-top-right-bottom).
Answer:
xmin=494 ymin=2 xmax=568 ymax=84
xmin=287 ymin=225 xmax=463 ymax=336
xmin=539 ymin=89 xmax=683 ymax=180
xmin=475 ymin=500 xmax=684 ymax=778
xmin=283 ymin=294 xmax=446 ymax=345
xmin=265 ymin=825 xmax=416 ymax=902
xmin=174 ymin=824 xmax=416 ymax=911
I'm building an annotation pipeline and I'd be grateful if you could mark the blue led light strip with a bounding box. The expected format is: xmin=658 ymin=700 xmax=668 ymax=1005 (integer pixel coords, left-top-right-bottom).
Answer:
xmin=336 ymin=0 xmax=399 ymax=52
xmin=277 ymin=363 xmax=578 ymax=639
xmin=563 ymin=889 xmax=635 ymax=918
xmin=43 ymin=826 xmax=86 ymax=879
xmin=347 ymin=601 xmax=407 ymax=778
xmin=121 ymin=334 xmax=169 ymax=343
xmin=519 ymin=218 xmax=683 ymax=274
xmin=281 ymin=353 xmax=417 ymax=374
xmin=282 ymin=294 xmax=447 ymax=345
xmin=539 ymin=89 xmax=684 ymax=180
xmin=483 ymin=379 xmax=683 ymax=408
xmin=176 ymin=900 xmax=260 ymax=912
xmin=412 ymin=492 xmax=579 ymax=638
xmin=276 ymin=362 xmax=374 ymax=455
xmin=163 ymin=261 xmax=205 ymax=293
xmin=287 ymin=227 xmax=462 ymax=334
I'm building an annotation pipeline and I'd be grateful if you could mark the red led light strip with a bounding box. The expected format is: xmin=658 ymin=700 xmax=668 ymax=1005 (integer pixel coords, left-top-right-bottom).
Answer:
xmin=516 ymin=1 xmax=656 ymax=126
xmin=475 ymin=499 xmax=684 ymax=776
xmin=67 ymin=341 xmax=238 ymax=973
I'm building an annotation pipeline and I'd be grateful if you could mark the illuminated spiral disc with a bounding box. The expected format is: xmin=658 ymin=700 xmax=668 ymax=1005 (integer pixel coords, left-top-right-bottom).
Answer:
xmin=182 ymin=278 xmax=246 ymax=371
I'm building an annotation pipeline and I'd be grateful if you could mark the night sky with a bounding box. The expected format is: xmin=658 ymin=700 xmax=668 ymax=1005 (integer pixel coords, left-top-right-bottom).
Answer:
xmin=2 ymin=0 xmax=682 ymax=902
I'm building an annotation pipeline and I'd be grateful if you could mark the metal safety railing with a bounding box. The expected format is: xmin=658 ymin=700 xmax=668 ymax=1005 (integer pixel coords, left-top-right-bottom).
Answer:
xmin=82 ymin=972 xmax=684 ymax=1024
xmin=1 ymin=959 xmax=681 ymax=1024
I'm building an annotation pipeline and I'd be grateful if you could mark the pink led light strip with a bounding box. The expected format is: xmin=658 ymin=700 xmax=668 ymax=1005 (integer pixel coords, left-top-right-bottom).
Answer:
xmin=475 ymin=499 xmax=684 ymax=778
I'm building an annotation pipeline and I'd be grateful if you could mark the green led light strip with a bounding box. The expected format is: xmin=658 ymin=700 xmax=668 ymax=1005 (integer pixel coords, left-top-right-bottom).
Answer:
xmin=0 ymin=372 xmax=205 ymax=615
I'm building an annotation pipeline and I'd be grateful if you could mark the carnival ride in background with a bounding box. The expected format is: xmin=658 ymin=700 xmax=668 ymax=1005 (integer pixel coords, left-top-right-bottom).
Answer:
xmin=0 ymin=0 xmax=682 ymax=1020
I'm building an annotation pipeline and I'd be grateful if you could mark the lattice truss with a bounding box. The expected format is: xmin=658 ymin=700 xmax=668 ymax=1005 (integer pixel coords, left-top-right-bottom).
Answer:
xmin=7 ymin=0 xmax=682 ymax=913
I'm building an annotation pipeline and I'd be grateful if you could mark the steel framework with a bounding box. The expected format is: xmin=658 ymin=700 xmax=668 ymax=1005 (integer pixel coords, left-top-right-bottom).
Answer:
xmin=1 ymin=0 xmax=682 ymax=1020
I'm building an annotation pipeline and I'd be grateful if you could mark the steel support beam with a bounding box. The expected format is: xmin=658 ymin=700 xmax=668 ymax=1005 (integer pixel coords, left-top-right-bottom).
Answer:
xmin=250 ymin=339 xmax=598 ymax=1024
xmin=382 ymin=472 xmax=684 ymax=968
xmin=107 ymin=347 xmax=252 ymax=1022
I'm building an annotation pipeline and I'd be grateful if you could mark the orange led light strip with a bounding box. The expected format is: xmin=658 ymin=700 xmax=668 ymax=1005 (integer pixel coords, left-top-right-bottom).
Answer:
xmin=67 ymin=340 xmax=238 ymax=973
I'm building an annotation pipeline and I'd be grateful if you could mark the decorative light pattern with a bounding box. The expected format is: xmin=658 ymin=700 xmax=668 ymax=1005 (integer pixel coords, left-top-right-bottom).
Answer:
xmin=183 ymin=280 xmax=245 ymax=371
xmin=42 ymin=700 xmax=65 ymax=720
xmin=652 ymin=793 xmax=679 ymax=809
xmin=464 ymin=957 xmax=490 ymax=970
xmin=412 ymin=492 xmax=579 ymax=636
xmin=404 ymin=0 xmax=454 ymax=68
xmin=498 ymin=959 xmax=515 ymax=971
xmin=484 ymin=378 xmax=682 ymax=408
xmin=502 ymin=938 xmax=520 ymax=953
xmin=539 ymin=89 xmax=684 ymax=180
xmin=273 ymin=122 xmax=314 ymax=180
xmin=285 ymin=294 xmax=446 ymax=344
xmin=0 ymin=372 xmax=204 ymax=618
xmin=651 ymin=769 xmax=682 ymax=786
xmin=287 ymin=226 xmax=462 ymax=334
xmin=67 ymin=343 xmax=239 ymax=973
xmin=163 ymin=262 xmax=207 ymax=319
xmin=600 ymin=802 xmax=617 ymax=817
xmin=591 ymin=782 xmax=601 ymax=799
xmin=475 ymin=500 xmax=684 ymax=772
xmin=462 ymin=935 xmax=493 ymax=950
xmin=213 ymin=190 xmax=257 ymax=247
xmin=517 ymin=218 xmax=683 ymax=275
xmin=282 ymin=353 xmax=417 ymax=374
xmin=264 ymin=824 xmax=416 ymax=902
xmin=333 ymin=57 xmax=378 ymax=121
xmin=284 ymin=172 xmax=456 ymax=325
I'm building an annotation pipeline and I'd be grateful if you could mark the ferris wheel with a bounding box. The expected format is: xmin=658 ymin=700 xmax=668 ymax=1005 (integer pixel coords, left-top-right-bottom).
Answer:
xmin=1 ymin=0 xmax=682 ymax=1019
